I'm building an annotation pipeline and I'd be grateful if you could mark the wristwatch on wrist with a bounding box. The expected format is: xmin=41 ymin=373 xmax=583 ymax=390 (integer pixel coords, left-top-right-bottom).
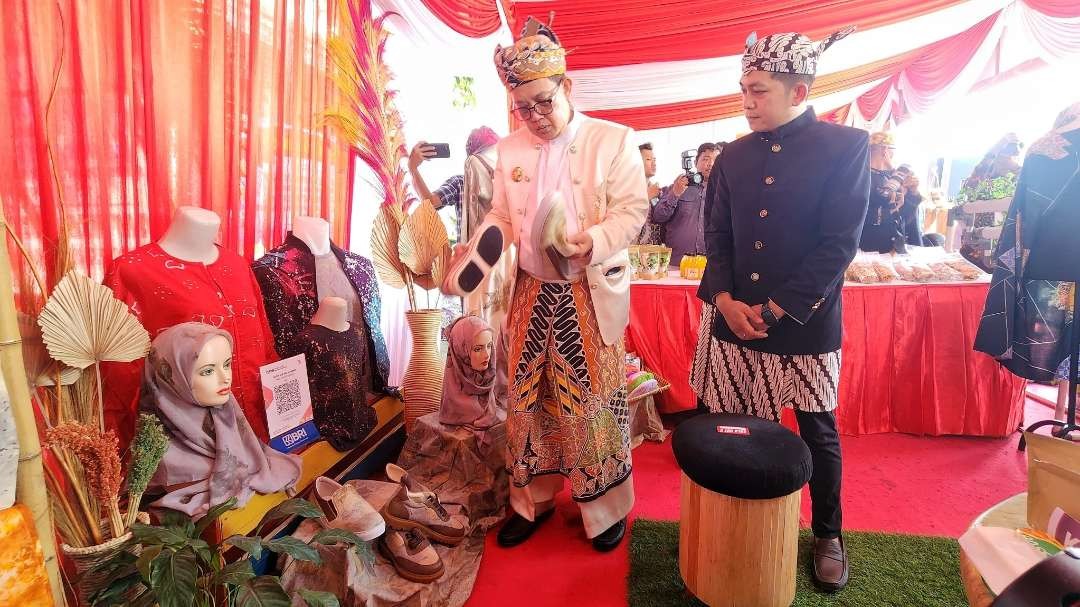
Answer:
xmin=760 ymin=301 xmax=779 ymax=327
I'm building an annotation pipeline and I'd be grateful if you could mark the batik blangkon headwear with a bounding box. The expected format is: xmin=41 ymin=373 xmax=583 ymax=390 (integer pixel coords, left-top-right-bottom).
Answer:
xmin=742 ymin=27 xmax=856 ymax=76
xmin=494 ymin=15 xmax=566 ymax=90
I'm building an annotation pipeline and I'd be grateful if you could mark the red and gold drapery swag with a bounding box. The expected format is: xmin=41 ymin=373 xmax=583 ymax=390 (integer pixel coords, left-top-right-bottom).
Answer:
xmin=0 ymin=0 xmax=351 ymax=309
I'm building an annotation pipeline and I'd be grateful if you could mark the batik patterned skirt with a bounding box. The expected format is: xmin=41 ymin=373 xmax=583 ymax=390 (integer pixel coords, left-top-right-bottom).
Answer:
xmin=506 ymin=272 xmax=632 ymax=502
xmin=690 ymin=304 xmax=841 ymax=421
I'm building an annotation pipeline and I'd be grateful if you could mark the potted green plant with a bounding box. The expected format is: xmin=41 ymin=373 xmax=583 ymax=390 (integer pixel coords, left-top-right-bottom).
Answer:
xmin=89 ymin=497 xmax=373 ymax=607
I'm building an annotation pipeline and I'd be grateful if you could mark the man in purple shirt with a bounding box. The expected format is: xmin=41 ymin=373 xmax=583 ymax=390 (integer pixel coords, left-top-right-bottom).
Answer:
xmin=652 ymin=142 xmax=721 ymax=266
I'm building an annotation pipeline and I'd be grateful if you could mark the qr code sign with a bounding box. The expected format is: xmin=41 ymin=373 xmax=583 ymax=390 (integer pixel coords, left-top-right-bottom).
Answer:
xmin=274 ymin=378 xmax=302 ymax=415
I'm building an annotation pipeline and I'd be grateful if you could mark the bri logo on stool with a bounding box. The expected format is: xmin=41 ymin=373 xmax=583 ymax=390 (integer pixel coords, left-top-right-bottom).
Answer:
xmin=716 ymin=425 xmax=750 ymax=436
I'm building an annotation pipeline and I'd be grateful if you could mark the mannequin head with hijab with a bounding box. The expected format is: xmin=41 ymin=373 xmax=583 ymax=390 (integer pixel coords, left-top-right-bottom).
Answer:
xmin=468 ymin=326 xmax=495 ymax=372
xmin=189 ymin=334 xmax=233 ymax=406
xmin=141 ymin=322 xmax=300 ymax=517
xmin=440 ymin=316 xmax=503 ymax=430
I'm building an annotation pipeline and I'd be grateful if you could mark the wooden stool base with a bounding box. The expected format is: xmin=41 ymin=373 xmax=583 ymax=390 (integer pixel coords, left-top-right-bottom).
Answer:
xmin=679 ymin=472 xmax=801 ymax=607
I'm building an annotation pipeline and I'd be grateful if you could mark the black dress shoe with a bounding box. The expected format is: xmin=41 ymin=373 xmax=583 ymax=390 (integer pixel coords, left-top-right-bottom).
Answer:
xmin=497 ymin=509 xmax=553 ymax=548
xmin=591 ymin=518 xmax=626 ymax=552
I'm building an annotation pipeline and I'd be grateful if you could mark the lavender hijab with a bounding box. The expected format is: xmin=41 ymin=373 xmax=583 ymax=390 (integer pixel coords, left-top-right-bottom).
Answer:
xmin=440 ymin=316 xmax=504 ymax=430
xmin=140 ymin=322 xmax=301 ymax=517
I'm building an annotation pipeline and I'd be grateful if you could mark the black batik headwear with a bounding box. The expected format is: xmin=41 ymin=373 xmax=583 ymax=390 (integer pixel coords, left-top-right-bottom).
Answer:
xmin=741 ymin=27 xmax=856 ymax=76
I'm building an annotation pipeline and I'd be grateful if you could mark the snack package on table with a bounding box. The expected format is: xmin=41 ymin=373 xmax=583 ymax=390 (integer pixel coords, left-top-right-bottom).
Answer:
xmin=944 ymin=255 xmax=985 ymax=280
xmin=871 ymin=254 xmax=900 ymax=282
xmin=846 ymin=253 xmax=879 ymax=284
xmin=929 ymin=261 xmax=965 ymax=282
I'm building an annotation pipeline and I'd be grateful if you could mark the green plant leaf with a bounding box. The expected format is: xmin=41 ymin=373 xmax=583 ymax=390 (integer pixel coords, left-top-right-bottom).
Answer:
xmin=136 ymin=545 xmax=163 ymax=582
xmin=235 ymin=576 xmax=291 ymax=607
xmin=298 ymin=589 xmax=341 ymax=607
xmin=310 ymin=528 xmax=365 ymax=547
xmin=149 ymin=546 xmax=199 ymax=607
xmin=212 ymin=559 xmax=256 ymax=586
xmin=352 ymin=540 xmax=376 ymax=566
xmin=258 ymin=498 xmax=323 ymax=528
xmin=160 ymin=509 xmax=197 ymax=538
xmin=89 ymin=572 xmax=146 ymax=606
xmin=133 ymin=522 xmax=191 ymax=547
xmin=224 ymin=535 xmax=264 ymax=560
xmin=195 ymin=497 xmax=238 ymax=538
xmin=265 ymin=536 xmax=322 ymax=565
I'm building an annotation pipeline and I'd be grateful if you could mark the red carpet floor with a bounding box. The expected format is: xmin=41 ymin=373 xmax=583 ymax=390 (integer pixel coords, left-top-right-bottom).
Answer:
xmin=463 ymin=399 xmax=1047 ymax=607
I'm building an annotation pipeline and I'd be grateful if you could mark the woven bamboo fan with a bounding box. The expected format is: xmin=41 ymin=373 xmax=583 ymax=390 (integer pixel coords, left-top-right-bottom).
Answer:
xmin=371 ymin=205 xmax=408 ymax=288
xmin=37 ymin=272 xmax=150 ymax=369
xmin=399 ymin=200 xmax=450 ymax=276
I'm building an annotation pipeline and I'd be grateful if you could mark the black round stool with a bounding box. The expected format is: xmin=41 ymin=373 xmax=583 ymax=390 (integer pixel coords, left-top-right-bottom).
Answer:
xmin=673 ymin=413 xmax=812 ymax=607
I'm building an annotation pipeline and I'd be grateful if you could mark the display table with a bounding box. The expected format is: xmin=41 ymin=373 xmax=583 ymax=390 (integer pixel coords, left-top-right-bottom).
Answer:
xmin=627 ymin=272 xmax=1027 ymax=436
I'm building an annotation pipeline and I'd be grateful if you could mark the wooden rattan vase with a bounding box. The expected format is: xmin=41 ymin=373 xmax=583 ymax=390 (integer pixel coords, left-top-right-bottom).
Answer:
xmin=401 ymin=309 xmax=445 ymax=432
xmin=61 ymin=512 xmax=149 ymax=606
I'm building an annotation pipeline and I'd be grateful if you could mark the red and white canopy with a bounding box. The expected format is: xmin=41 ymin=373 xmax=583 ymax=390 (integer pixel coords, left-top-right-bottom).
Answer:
xmin=412 ymin=0 xmax=1080 ymax=131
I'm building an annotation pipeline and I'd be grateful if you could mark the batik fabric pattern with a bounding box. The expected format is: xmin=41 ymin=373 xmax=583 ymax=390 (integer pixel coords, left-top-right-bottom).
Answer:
xmin=251 ymin=234 xmax=390 ymax=391
xmin=506 ymin=273 xmax=631 ymax=502
xmin=742 ymin=27 xmax=855 ymax=76
xmin=691 ymin=305 xmax=840 ymax=421
xmin=974 ymin=122 xmax=1080 ymax=382
xmin=494 ymin=17 xmax=566 ymax=90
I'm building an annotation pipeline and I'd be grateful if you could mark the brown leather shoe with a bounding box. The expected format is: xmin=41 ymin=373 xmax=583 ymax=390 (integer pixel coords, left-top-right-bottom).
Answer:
xmin=379 ymin=528 xmax=444 ymax=583
xmin=811 ymin=535 xmax=849 ymax=592
xmin=382 ymin=464 xmax=467 ymax=546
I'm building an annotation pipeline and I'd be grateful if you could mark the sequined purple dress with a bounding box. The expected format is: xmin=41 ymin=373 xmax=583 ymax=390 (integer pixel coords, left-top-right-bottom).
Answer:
xmin=287 ymin=323 xmax=376 ymax=451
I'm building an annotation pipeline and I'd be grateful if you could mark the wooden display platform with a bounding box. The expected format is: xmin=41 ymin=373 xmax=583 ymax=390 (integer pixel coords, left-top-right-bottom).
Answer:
xmin=219 ymin=395 xmax=404 ymax=538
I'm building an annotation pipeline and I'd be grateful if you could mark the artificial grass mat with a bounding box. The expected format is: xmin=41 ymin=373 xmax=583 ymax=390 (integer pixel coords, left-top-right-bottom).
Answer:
xmin=628 ymin=519 xmax=967 ymax=607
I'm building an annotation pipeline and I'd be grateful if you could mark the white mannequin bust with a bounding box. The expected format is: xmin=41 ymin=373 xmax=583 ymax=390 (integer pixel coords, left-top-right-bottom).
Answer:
xmin=311 ymin=297 xmax=350 ymax=332
xmin=293 ymin=216 xmax=331 ymax=256
xmin=158 ymin=206 xmax=221 ymax=264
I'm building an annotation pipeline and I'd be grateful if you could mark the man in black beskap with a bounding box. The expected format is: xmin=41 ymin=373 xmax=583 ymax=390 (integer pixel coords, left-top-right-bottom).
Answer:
xmin=697 ymin=28 xmax=869 ymax=593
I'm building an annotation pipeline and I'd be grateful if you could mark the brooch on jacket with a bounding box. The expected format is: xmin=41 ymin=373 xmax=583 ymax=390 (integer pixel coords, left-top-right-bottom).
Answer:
xmin=511 ymin=167 xmax=525 ymax=182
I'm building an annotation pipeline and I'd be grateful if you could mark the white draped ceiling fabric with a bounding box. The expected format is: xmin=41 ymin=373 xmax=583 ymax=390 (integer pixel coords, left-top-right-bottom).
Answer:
xmin=400 ymin=0 xmax=1080 ymax=136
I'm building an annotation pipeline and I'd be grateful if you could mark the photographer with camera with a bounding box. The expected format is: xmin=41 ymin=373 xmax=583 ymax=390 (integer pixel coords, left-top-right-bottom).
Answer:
xmin=652 ymin=142 xmax=721 ymax=266
xmin=859 ymin=132 xmax=908 ymax=254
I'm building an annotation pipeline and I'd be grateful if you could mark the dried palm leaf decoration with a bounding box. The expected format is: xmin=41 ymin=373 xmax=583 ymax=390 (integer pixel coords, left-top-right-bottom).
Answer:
xmin=371 ymin=204 xmax=407 ymax=289
xmin=37 ymin=272 xmax=150 ymax=429
xmin=399 ymin=200 xmax=449 ymax=276
xmin=323 ymin=0 xmax=449 ymax=310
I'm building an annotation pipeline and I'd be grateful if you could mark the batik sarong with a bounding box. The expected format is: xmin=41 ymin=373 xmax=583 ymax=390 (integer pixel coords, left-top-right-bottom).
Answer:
xmin=506 ymin=272 xmax=631 ymax=502
xmin=691 ymin=304 xmax=840 ymax=421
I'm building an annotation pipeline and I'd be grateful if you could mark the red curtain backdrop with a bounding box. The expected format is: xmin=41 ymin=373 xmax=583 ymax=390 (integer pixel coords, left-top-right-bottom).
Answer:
xmin=419 ymin=0 xmax=502 ymax=37
xmin=510 ymin=0 xmax=969 ymax=69
xmin=0 ymin=0 xmax=350 ymax=308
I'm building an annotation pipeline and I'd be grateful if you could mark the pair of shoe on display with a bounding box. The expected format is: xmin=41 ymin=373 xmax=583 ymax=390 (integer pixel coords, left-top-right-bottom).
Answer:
xmin=496 ymin=510 xmax=627 ymax=552
xmin=313 ymin=476 xmax=385 ymax=542
xmin=377 ymin=464 xmax=468 ymax=583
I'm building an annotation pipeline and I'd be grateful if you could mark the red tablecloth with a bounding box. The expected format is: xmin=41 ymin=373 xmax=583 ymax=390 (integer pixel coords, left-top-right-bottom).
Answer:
xmin=626 ymin=277 xmax=1027 ymax=437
